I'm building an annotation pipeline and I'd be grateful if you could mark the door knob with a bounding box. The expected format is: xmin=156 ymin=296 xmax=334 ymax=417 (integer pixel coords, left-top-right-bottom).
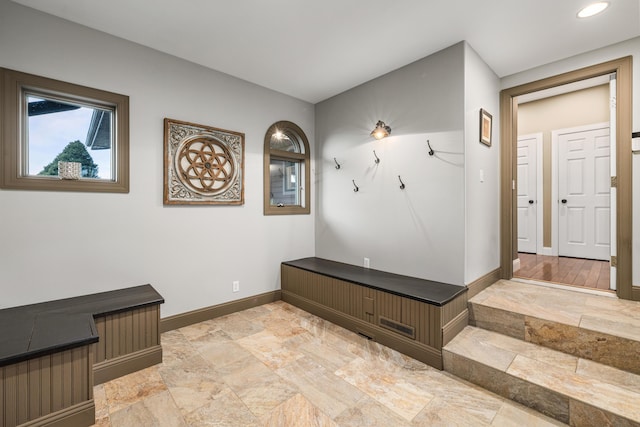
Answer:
xmin=561 ymin=199 xmax=567 ymax=204
xmin=528 ymin=200 xmax=534 ymax=204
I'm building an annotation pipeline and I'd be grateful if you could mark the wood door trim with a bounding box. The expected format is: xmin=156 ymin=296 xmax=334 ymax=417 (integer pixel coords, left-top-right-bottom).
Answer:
xmin=500 ymin=56 xmax=635 ymax=300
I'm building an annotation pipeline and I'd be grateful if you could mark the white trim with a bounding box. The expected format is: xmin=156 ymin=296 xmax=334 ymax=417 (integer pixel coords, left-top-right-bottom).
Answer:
xmin=609 ymin=75 xmax=617 ymax=291
xmin=511 ymin=277 xmax=617 ymax=297
xmin=551 ymin=122 xmax=610 ymax=257
xmin=540 ymin=246 xmax=553 ymax=256
xmin=610 ymin=265 xmax=617 ymax=291
xmin=551 ymin=129 xmax=559 ymax=256
xmin=517 ymin=75 xmax=610 ymax=104
xmin=513 ymin=257 xmax=521 ymax=272
xmin=535 ymin=132 xmax=544 ymax=255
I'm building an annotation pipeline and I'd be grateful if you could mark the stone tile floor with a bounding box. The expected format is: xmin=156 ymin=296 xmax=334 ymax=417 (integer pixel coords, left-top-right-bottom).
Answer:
xmin=448 ymin=280 xmax=640 ymax=426
xmin=444 ymin=326 xmax=640 ymax=425
xmin=92 ymin=300 xmax=564 ymax=426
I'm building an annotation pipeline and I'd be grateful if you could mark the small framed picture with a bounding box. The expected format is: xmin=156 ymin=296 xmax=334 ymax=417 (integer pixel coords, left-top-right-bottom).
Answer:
xmin=479 ymin=108 xmax=492 ymax=147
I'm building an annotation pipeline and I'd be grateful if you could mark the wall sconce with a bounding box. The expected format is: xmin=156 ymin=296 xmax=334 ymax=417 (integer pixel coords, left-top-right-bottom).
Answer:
xmin=370 ymin=120 xmax=391 ymax=140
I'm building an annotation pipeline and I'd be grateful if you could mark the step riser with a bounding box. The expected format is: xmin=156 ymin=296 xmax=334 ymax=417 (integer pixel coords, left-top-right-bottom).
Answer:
xmin=470 ymin=302 xmax=640 ymax=375
xmin=443 ymin=350 xmax=639 ymax=426
xmin=444 ymin=350 xmax=568 ymax=424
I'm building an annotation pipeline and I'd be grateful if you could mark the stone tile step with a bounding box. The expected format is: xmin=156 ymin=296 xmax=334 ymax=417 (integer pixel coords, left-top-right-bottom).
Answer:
xmin=469 ymin=280 xmax=640 ymax=374
xmin=443 ymin=326 xmax=640 ymax=426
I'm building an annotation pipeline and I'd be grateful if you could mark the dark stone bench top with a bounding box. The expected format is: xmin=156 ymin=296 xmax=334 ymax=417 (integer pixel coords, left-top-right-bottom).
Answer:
xmin=282 ymin=257 xmax=466 ymax=307
xmin=0 ymin=284 xmax=164 ymax=367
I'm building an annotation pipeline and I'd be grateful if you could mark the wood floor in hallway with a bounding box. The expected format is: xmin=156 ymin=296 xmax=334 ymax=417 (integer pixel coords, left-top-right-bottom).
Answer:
xmin=515 ymin=252 xmax=611 ymax=291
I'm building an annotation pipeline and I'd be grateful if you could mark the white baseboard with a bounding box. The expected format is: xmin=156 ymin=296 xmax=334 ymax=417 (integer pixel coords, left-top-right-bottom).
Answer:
xmin=511 ymin=277 xmax=616 ymax=297
xmin=610 ymin=265 xmax=617 ymax=290
xmin=513 ymin=258 xmax=521 ymax=272
xmin=540 ymin=247 xmax=553 ymax=256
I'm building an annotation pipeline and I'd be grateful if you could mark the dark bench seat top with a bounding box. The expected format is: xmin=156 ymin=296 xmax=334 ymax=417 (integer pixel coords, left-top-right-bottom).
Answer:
xmin=0 ymin=284 xmax=163 ymax=367
xmin=282 ymin=257 xmax=466 ymax=307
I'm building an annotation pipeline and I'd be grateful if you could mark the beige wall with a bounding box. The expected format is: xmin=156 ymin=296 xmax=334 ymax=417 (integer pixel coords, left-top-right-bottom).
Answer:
xmin=517 ymin=84 xmax=610 ymax=248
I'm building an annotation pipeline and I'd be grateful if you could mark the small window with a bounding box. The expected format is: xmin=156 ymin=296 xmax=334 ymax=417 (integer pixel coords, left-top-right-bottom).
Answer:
xmin=0 ymin=68 xmax=129 ymax=192
xmin=263 ymin=121 xmax=310 ymax=215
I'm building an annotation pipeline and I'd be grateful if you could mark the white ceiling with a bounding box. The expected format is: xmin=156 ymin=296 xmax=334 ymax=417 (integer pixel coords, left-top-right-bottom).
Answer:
xmin=12 ymin=0 xmax=640 ymax=104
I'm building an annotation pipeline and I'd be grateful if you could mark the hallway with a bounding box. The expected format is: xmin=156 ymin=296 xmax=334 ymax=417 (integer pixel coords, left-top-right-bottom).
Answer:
xmin=515 ymin=253 xmax=611 ymax=291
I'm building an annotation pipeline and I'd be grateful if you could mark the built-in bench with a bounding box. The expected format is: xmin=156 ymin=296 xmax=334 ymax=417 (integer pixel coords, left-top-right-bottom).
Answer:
xmin=0 ymin=284 xmax=164 ymax=427
xmin=281 ymin=257 xmax=469 ymax=369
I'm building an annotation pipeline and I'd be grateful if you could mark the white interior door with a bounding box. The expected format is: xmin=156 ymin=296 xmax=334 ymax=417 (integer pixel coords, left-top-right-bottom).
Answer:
xmin=517 ymin=135 xmax=538 ymax=253
xmin=557 ymin=124 xmax=610 ymax=260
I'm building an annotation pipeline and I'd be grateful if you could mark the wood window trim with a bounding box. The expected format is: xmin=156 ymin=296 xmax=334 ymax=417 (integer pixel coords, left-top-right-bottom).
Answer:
xmin=263 ymin=121 xmax=310 ymax=215
xmin=0 ymin=67 xmax=129 ymax=193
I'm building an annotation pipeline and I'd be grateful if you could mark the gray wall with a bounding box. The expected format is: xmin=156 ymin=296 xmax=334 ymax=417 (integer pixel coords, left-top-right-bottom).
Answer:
xmin=463 ymin=44 xmax=502 ymax=284
xmin=0 ymin=0 xmax=315 ymax=317
xmin=315 ymin=42 xmax=501 ymax=286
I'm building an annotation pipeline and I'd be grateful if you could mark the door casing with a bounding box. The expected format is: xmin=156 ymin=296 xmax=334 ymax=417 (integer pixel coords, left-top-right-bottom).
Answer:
xmin=500 ymin=56 xmax=636 ymax=300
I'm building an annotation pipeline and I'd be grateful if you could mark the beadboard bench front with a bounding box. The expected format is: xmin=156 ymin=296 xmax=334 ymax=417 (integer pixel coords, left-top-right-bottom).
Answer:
xmin=281 ymin=257 xmax=469 ymax=369
xmin=0 ymin=284 xmax=164 ymax=427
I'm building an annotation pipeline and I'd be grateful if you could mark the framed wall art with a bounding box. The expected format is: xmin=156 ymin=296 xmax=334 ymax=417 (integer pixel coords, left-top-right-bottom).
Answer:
xmin=164 ymin=118 xmax=245 ymax=205
xmin=479 ymin=108 xmax=492 ymax=147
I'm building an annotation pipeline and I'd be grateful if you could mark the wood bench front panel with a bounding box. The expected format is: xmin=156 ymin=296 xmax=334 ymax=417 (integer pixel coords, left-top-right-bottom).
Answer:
xmin=282 ymin=264 xmax=443 ymax=348
xmin=0 ymin=346 xmax=93 ymax=427
xmin=93 ymin=305 xmax=160 ymax=364
xmin=282 ymin=265 xmax=372 ymax=322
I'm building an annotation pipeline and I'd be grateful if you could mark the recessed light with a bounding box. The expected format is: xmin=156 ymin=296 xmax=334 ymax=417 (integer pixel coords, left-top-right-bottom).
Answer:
xmin=577 ymin=1 xmax=610 ymax=18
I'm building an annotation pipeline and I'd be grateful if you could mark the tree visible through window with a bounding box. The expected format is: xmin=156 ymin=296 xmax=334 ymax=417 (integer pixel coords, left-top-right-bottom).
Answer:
xmin=0 ymin=67 xmax=129 ymax=193
xmin=38 ymin=140 xmax=99 ymax=178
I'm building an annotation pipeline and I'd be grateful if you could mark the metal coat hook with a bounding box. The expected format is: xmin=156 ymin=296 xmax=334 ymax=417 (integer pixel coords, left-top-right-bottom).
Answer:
xmin=352 ymin=179 xmax=359 ymax=192
xmin=373 ymin=150 xmax=380 ymax=164
xmin=398 ymin=175 xmax=405 ymax=190
xmin=427 ymin=140 xmax=435 ymax=156
xmin=334 ymin=157 xmax=341 ymax=169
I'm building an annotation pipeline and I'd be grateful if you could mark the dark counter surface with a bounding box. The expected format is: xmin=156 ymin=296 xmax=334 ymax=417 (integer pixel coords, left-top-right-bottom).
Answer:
xmin=0 ymin=284 xmax=163 ymax=367
xmin=282 ymin=257 xmax=466 ymax=306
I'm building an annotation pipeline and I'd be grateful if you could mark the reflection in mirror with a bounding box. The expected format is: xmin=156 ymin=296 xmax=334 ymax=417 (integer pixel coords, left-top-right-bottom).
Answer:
xmin=269 ymin=159 xmax=300 ymax=206
xmin=269 ymin=130 xmax=300 ymax=152
xmin=26 ymin=94 xmax=113 ymax=180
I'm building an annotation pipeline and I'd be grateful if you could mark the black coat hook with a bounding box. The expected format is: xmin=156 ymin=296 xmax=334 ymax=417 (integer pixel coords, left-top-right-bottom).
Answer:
xmin=352 ymin=179 xmax=359 ymax=192
xmin=398 ymin=175 xmax=405 ymax=190
xmin=427 ymin=140 xmax=434 ymax=156
xmin=334 ymin=157 xmax=341 ymax=169
xmin=373 ymin=150 xmax=380 ymax=164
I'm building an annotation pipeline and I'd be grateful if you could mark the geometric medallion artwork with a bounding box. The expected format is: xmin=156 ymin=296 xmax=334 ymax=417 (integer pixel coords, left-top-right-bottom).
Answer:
xmin=164 ymin=118 xmax=245 ymax=205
